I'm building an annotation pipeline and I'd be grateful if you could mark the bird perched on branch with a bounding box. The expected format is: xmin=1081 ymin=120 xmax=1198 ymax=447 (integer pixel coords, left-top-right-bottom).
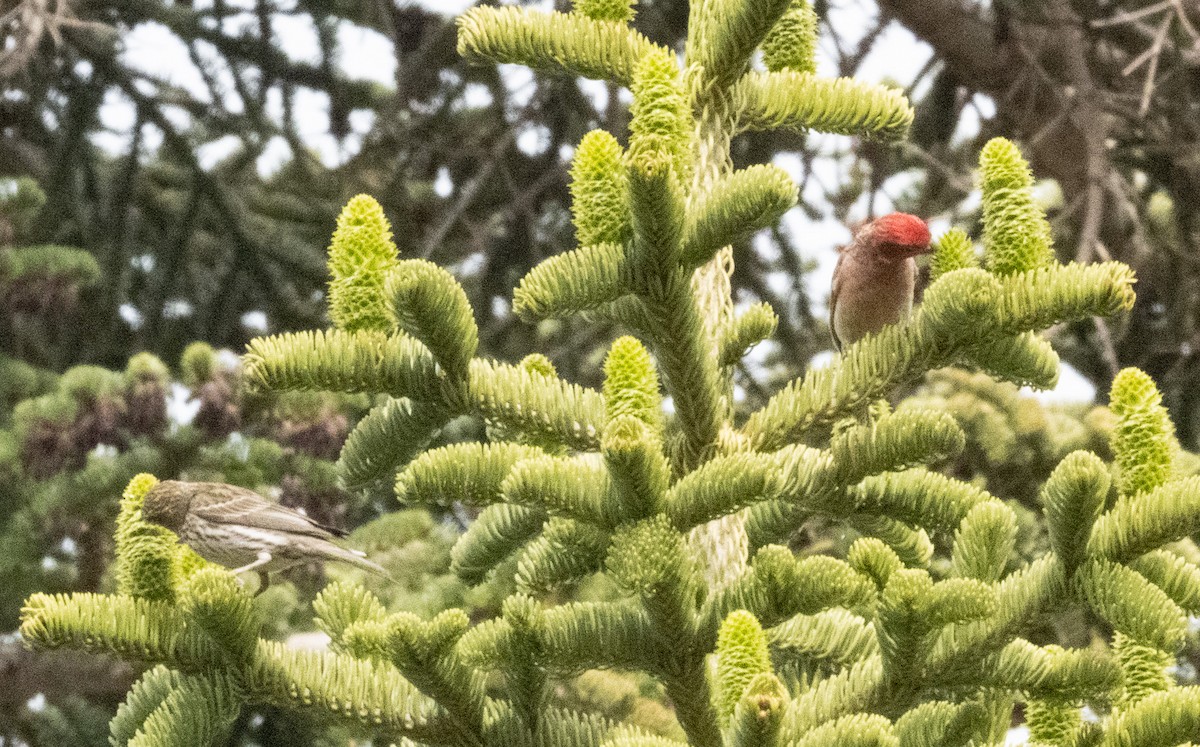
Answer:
xmin=829 ymin=212 xmax=933 ymax=350
xmin=142 ymin=480 xmax=388 ymax=595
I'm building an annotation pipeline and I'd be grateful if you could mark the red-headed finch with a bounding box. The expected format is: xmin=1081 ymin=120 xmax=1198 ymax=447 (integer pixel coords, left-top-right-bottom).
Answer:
xmin=142 ymin=480 xmax=388 ymax=594
xmin=829 ymin=213 xmax=933 ymax=350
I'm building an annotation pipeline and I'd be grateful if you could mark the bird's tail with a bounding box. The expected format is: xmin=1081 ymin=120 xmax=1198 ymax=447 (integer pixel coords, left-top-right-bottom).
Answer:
xmin=314 ymin=540 xmax=394 ymax=582
xmin=346 ymin=549 xmax=392 ymax=580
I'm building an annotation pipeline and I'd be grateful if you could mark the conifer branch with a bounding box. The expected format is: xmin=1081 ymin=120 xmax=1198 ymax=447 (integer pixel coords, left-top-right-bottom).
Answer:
xmin=534 ymin=600 xmax=658 ymax=673
xmin=1042 ymin=450 xmax=1110 ymax=577
xmin=452 ymin=504 xmax=547 ymax=585
xmin=513 ymin=243 xmax=631 ymax=320
xmin=961 ymin=331 xmax=1060 ymax=390
xmin=243 ymin=329 xmax=443 ymax=401
xmin=502 ymin=454 xmax=622 ymax=528
xmin=769 ymin=609 xmax=878 ymax=669
xmin=849 ymin=514 xmax=933 ymax=568
xmin=1103 ymin=686 xmax=1200 ymax=747
xmin=112 ymin=668 xmax=242 ymax=747
xmin=397 ymin=442 xmax=546 ymax=508
xmin=21 ymin=592 xmax=221 ymax=668
xmin=949 ymin=501 xmax=1017 ymax=583
xmin=681 ymin=165 xmax=797 ymax=271
xmin=1128 ymin=549 xmax=1200 ymax=614
xmin=1076 ymin=559 xmax=1188 ymax=652
xmin=930 ymin=555 xmax=1067 ymax=669
xmin=603 ymin=417 xmax=670 ymax=519
xmin=23 ymin=591 xmax=462 ymax=740
xmin=1087 ymin=476 xmax=1200 ymax=562
xmin=962 ymin=638 xmax=1121 ymax=698
xmin=339 ymin=398 xmax=449 ymax=491
xmin=456 ymin=6 xmax=661 ymax=86
xmin=388 ymin=259 xmax=479 ymax=380
xmin=698 ymin=547 xmax=873 ymax=644
xmin=781 ymin=656 xmax=885 ymax=737
xmin=468 ymin=359 xmax=606 ymax=451
xmin=719 ymin=302 xmax=778 ymax=367
xmin=515 ymin=518 xmax=609 ymax=593
xmin=246 ymin=640 xmax=451 ymax=740
xmin=695 ymin=0 xmax=793 ymax=86
xmin=742 ymin=263 xmax=1135 ymax=451
xmin=734 ymin=71 xmax=914 ymax=139
xmin=848 ymin=469 xmax=995 ymax=535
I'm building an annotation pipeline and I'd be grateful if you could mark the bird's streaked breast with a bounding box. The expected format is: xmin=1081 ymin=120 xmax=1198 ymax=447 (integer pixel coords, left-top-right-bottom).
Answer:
xmin=182 ymin=514 xmax=294 ymax=571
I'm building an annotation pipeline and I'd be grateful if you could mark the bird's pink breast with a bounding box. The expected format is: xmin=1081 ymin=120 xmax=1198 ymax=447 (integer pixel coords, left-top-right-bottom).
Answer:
xmin=832 ymin=255 xmax=916 ymax=346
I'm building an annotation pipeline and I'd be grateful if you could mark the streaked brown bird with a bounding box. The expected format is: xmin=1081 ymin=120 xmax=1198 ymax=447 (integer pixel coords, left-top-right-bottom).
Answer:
xmin=829 ymin=213 xmax=933 ymax=350
xmin=142 ymin=480 xmax=388 ymax=594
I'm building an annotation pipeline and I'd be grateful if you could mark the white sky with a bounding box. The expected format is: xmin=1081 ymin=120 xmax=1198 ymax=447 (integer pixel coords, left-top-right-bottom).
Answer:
xmin=105 ymin=0 xmax=1094 ymax=403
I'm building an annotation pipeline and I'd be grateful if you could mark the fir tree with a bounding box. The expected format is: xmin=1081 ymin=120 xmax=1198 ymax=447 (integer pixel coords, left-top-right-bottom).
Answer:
xmin=20 ymin=2 xmax=1200 ymax=746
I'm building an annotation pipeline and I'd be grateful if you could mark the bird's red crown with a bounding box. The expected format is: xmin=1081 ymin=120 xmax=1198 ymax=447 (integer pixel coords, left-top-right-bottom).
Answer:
xmin=872 ymin=212 xmax=931 ymax=250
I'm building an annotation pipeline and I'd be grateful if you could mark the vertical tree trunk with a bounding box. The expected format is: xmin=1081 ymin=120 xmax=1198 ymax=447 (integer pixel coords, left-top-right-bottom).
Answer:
xmin=685 ymin=69 xmax=749 ymax=587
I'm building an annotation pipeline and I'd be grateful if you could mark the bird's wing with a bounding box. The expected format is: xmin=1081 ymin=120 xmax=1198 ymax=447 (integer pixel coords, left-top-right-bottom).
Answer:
xmin=189 ymin=482 xmax=343 ymax=539
xmin=829 ymin=250 xmax=846 ymax=350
